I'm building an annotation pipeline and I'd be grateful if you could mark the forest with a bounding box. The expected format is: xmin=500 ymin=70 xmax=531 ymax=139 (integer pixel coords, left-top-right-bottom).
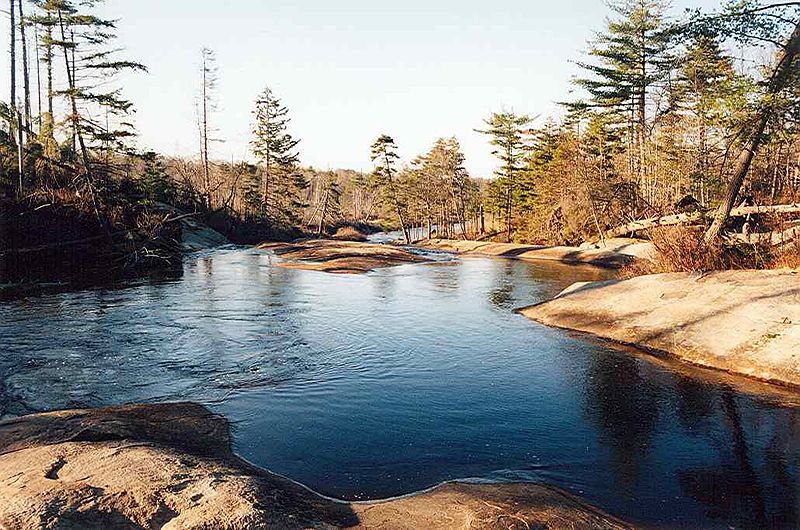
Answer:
xmin=1 ymin=0 xmax=800 ymax=279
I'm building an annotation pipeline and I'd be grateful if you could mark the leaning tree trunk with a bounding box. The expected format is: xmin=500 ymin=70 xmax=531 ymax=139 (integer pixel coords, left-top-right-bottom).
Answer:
xmin=705 ymin=19 xmax=800 ymax=244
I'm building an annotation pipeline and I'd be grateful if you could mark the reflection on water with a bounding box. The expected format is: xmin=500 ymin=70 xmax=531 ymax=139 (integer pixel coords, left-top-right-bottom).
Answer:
xmin=1 ymin=248 xmax=799 ymax=529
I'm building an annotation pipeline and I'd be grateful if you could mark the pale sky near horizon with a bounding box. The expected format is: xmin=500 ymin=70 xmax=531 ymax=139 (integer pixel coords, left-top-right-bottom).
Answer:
xmin=2 ymin=0 xmax=722 ymax=177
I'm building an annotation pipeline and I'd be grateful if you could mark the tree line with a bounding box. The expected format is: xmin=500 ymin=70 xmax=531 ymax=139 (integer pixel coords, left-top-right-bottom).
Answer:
xmin=2 ymin=0 xmax=799 ymax=256
xmin=476 ymin=0 xmax=800 ymax=246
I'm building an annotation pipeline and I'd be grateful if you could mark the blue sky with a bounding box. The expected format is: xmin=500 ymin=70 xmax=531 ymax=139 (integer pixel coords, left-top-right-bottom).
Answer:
xmin=3 ymin=0 xmax=722 ymax=176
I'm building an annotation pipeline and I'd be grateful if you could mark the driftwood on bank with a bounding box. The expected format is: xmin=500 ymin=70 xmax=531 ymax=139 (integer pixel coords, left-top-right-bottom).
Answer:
xmin=731 ymin=222 xmax=800 ymax=248
xmin=606 ymin=204 xmax=800 ymax=239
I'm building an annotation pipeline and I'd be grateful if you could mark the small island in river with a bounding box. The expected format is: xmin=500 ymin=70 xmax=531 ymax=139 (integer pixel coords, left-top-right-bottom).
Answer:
xmin=258 ymin=239 xmax=430 ymax=274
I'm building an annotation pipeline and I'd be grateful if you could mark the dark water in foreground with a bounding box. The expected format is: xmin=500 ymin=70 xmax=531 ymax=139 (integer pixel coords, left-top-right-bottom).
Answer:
xmin=1 ymin=248 xmax=799 ymax=529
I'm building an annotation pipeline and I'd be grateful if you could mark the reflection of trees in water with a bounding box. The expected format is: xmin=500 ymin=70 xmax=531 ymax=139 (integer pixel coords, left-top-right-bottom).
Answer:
xmin=674 ymin=376 xmax=716 ymax=433
xmin=424 ymin=262 xmax=461 ymax=294
xmin=373 ymin=270 xmax=397 ymax=302
xmin=677 ymin=390 xmax=799 ymax=529
xmin=764 ymin=411 xmax=800 ymax=527
xmin=584 ymin=355 xmax=800 ymax=527
xmin=583 ymin=354 xmax=660 ymax=493
xmin=489 ymin=261 xmax=516 ymax=309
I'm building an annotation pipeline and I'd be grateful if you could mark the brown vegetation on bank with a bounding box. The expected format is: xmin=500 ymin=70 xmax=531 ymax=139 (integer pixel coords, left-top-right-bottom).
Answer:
xmin=620 ymin=226 xmax=800 ymax=277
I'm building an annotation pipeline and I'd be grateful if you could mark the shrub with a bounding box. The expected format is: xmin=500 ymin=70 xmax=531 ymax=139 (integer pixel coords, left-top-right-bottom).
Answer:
xmin=622 ymin=226 xmax=772 ymax=277
xmin=768 ymin=238 xmax=800 ymax=270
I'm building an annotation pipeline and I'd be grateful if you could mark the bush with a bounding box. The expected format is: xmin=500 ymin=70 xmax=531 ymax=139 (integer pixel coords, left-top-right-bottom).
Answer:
xmin=769 ymin=238 xmax=800 ymax=270
xmin=622 ymin=226 xmax=772 ymax=277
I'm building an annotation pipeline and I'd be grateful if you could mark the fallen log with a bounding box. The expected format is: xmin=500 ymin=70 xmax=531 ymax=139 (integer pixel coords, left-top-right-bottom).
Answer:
xmin=731 ymin=221 xmax=800 ymax=247
xmin=606 ymin=204 xmax=800 ymax=239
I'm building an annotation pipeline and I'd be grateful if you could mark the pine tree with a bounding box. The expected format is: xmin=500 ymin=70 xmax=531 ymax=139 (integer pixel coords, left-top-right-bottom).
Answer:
xmin=370 ymin=134 xmax=410 ymax=244
xmin=30 ymin=0 xmax=146 ymax=177
xmin=250 ymin=86 xmax=306 ymax=225
xmin=572 ymin=0 xmax=674 ymax=190
xmin=476 ymin=112 xmax=533 ymax=241
xmin=9 ymin=0 xmax=16 ymax=131
xmin=18 ymin=0 xmax=32 ymax=135
xmin=416 ymin=137 xmax=475 ymax=239
xmin=674 ymin=31 xmax=740 ymax=205
xmin=313 ymin=173 xmax=343 ymax=235
xmin=139 ymin=151 xmax=176 ymax=205
xmin=697 ymin=1 xmax=800 ymax=242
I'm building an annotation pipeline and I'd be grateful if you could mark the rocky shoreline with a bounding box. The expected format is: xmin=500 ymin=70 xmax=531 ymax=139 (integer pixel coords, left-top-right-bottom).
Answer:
xmin=0 ymin=403 xmax=630 ymax=530
xmin=416 ymin=238 xmax=652 ymax=269
xmin=521 ymin=270 xmax=800 ymax=388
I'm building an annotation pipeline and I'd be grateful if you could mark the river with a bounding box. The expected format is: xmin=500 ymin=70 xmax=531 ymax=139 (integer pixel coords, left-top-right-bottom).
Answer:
xmin=1 ymin=246 xmax=798 ymax=529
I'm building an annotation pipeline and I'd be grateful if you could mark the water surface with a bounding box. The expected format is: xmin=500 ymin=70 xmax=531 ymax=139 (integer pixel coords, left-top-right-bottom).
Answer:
xmin=1 ymin=248 xmax=798 ymax=529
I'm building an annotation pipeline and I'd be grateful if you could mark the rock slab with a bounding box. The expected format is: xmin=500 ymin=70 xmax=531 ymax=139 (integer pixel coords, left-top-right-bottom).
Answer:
xmin=521 ymin=270 xmax=800 ymax=387
xmin=0 ymin=403 xmax=630 ymax=529
xmin=419 ymin=239 xmax=652 ymax=269
xmin=258 ymin=239 xmax=429 ymax=274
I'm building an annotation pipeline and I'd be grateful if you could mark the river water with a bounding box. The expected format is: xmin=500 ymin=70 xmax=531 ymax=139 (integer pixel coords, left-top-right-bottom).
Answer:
xmin=1 ymin=247 xmax=798 ymax=529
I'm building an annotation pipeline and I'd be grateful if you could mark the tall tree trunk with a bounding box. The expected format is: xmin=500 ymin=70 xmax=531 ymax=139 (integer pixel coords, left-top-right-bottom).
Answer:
xmin=317 ymin=188 xmax=329 ymax=236
xmin=201 ymin=54 xmax=211 ymax=211
xmin=261 ymin=105 xmax=270 ymax=208
xmin=56 ymin=11 xmax=90 ymax=175
xmin=505 ymin=185 xmax=512 ymax=242
xmin=382 ymin=150 xmax=410 ymax=244
xmin=46 ymin=20 xmax=53 ymax=119
xmin=33 ymin=21 xmax=42 ymax=130
xmin=704 ymin=20 xmax=800 ymax=244
xmin=16 ymin=108 xmax=24 ymax=196
xmin=18 ymin=0 xmax=31 ymax=134
xmin=394 ymin=197 xmax=410 ymax=244
xmin=9 ymin=0 xmax=16 ymax=138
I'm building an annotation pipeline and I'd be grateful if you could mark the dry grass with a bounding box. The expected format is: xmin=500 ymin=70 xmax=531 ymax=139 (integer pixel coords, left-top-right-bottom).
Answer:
xmin=768 ymin=238 xmax=800 ymax=270
xmin=622 ymin=226 xmax=772 ymax=277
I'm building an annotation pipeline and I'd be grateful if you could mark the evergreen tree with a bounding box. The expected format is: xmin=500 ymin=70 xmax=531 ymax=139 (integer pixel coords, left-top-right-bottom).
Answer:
xmin=370 ymin=134 xmax=410 ymax=244
xmin=250 ymin=86 xmax=306 ymax=225
xmin=695 ymin=1 xmax=800 ymax=242
xmin=139 ymin=151 xmax=176 ymax=205
xmin=411 ymin=137 xmax=476 ymax=239
xmin=313 ymin=172 xmax=343 ymax=235
xmin=573 ymin=0 xmax=674 ymax=186
xmin=476 ymin=111 xmax=533 ymax=241
xmin=674 ymin=31 xmax=742 ymax=205
xmin=42 ymin=0 xmax=146 ymax=174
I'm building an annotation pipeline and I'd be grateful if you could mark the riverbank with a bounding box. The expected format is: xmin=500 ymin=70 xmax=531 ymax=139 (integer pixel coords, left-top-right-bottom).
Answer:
xmin=0 ymin=197 xmax=232 ymax=285
xmin=417 ymin=238 xmax=652 ymax=269
xmin=521 ymin=270 xmax=800 ymax=388
xmin=0 ymin=403 xmax=630 ymax=530
xmin=258 ymin=239 xmax=430 ymax=274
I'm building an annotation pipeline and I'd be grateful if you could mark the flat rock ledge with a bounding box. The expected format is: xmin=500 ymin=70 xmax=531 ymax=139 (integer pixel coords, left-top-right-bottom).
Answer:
xmin=521 ymin=270 xmax=800 ymax=388
xmin=418 ymin=238 xmax=652 ymax=269
xmin=258 ymin=239 xmax=429 ymax=274
xmin=0 ymin=403 xmax=630 ymax=530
